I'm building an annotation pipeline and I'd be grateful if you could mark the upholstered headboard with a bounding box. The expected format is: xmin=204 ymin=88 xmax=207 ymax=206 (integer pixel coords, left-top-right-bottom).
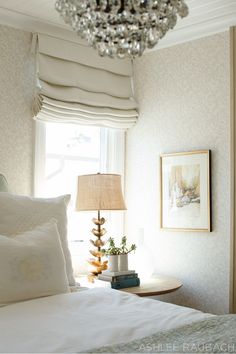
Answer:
xmin=0 ymin=174 xmax=9 ymax=192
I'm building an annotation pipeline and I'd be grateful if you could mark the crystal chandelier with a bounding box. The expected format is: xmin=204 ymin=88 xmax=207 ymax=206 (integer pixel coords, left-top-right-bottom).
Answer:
xmin=55 ymin=0 xmax=189 ymax=59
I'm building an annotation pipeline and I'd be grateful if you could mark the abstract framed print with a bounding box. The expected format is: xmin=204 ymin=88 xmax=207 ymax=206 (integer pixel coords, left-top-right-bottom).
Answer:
xmin=160 ymin=150 xmax=211 ymax=231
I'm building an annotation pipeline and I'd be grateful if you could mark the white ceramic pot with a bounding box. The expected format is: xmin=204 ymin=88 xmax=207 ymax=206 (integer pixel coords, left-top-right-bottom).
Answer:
xmin=119 ymin=254 xmax=128 ymax=271
xmin=108 ymin=255 xmax=119 ymax=272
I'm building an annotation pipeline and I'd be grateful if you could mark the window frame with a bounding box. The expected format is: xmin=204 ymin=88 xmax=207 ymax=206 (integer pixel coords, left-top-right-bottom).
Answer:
xmin=34 ymin=120 xmax=126 ymax=242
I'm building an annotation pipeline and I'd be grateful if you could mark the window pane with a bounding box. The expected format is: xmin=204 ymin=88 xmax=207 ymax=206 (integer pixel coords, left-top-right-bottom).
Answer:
xmin=44 ymin=123 xmax=101 ymax=200
xmin=46 ymin=123 xmax=101 ymax=159
xmin=43 ymin=122 xmax=103 ymax=275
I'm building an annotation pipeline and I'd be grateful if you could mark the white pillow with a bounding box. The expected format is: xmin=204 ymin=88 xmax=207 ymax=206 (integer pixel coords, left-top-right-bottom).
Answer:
xmin=0 ymin=193 xmax=75 ymax=285
xmin=0 ymin=220 xmax=70 ymax=305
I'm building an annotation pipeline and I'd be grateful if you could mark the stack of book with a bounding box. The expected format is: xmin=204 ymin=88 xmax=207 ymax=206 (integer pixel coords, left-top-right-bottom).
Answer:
xmin=98 ymin=270 xmax=140 ymax=289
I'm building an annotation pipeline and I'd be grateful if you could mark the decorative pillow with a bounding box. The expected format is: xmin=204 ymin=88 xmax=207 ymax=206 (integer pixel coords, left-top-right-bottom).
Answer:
xmin=0 ymin=193 xmax=75 ymax=285
xmin=0 ymin=220 xmax=70 ymax=305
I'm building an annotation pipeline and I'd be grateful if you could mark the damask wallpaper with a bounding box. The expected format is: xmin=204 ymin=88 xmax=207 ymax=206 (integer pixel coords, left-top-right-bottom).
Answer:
xmin=126 ymin=32 xmax=231 ymax=314
xmin=0 ymin=25 xmax=35 ymax=195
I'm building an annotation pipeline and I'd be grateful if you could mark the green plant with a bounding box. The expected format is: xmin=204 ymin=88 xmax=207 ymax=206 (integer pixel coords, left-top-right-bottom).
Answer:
xmin=102 ymin=237 xmax=120 ymax=256
xmin=102 ymin=236 xmax=137 ymax=256
xmin=120 ymin=236 xmax=137 ymax=255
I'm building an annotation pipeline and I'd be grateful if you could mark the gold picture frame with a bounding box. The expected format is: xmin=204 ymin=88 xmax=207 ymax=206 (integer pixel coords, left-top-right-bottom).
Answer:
xmin=160 ymin=150 xmax=211 ymax=232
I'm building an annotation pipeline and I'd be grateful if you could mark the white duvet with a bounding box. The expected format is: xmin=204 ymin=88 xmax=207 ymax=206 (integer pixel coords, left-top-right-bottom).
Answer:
xmin=0 ymin=288 xmax=211 ymax=353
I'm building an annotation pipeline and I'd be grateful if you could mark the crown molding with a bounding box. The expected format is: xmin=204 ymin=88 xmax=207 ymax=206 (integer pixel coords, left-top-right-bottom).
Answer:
xmin=155 ymin=8 xmax=236 ymax=50
xmin=0 ymin=7 xmax=83 ymax=44
xmin=0 ymin=3 xmax=236 ymax=50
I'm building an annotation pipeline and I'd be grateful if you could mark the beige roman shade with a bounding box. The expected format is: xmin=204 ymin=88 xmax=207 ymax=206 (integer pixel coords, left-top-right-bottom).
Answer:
xmin=33 ymin=34 xmax=138 ymax=129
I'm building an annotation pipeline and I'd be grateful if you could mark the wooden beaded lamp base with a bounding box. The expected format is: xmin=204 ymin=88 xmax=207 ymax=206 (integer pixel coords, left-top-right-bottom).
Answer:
xmin=87 ymin=210 xmax=108 ymax=279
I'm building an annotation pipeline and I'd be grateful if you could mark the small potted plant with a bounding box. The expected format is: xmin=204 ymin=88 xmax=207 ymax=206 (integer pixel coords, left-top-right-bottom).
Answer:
xmin=119 ymin=236 xmax=137 ymax=271
xmin=102 ymin=237 xmax=120 ymax=272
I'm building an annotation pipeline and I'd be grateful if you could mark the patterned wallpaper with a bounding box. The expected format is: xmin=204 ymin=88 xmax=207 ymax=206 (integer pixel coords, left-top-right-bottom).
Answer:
xmin=126 ymin=32 xmax=231 ymax=314
xmin=0 ymin=25 xmax=35 ymax=195
xmin=0 ymin=24 xmax=232 ymax=314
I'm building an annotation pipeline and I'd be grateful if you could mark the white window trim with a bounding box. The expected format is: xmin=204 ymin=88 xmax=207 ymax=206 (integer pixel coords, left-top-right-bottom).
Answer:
xmin=34 ymin=121 xmax=46 ymax=197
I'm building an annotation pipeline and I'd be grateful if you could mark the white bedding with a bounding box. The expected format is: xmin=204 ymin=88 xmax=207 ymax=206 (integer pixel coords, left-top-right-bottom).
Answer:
xmin=0 ymin=288 xmax=212 ymax=353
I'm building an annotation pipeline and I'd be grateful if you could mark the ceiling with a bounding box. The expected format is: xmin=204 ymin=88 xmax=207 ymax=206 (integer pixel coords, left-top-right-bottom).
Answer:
xmin=0 ymin=0 xmax=235 ymax=50
xmin=0 ymin=0 xmax=67 ymax=29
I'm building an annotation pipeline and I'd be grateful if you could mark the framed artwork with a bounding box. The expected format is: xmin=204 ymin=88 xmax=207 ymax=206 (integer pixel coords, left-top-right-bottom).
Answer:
xmin=160 ymin=150 xmax=211 ymax=232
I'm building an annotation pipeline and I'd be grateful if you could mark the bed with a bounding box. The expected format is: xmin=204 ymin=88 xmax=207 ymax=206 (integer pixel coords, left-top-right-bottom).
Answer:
xmin=0 ymin=287 xmax=236 ymax=353
xmin=0 ymin=288 xmax=212 ymax=353
xmin=0 ymin=175 xmax=236 ymax=353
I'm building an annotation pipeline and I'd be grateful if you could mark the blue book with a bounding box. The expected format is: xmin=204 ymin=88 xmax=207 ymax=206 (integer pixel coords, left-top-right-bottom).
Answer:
xmin=113 ymin=274 xmax=138 ymax=282
xmin=111 ymin=277 xmax=140 ymax=289
xmin=98 ymin=273 xmax=138 ymax=282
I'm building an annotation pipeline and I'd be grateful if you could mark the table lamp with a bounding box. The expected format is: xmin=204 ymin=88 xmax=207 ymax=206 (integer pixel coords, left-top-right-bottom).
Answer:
xmin=76 ymin=173 xmax=126 ymax=277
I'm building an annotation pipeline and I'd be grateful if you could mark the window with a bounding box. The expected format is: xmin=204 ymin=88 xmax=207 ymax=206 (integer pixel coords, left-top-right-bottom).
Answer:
xmin=34 ymin=121 xmax=125 ymax=275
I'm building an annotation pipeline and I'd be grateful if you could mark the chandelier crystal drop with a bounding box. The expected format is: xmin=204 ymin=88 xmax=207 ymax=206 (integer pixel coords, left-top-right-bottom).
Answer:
xmin=55 ymin=0 xmax=189 ymax=59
